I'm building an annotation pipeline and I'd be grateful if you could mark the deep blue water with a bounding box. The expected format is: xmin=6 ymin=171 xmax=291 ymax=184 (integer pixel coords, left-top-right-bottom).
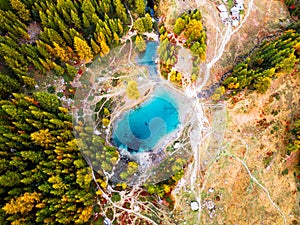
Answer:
xmin=136 ymin=41 xmax=159 ymax=80
xmin=112 ymin=90 xmax=180 ymax=153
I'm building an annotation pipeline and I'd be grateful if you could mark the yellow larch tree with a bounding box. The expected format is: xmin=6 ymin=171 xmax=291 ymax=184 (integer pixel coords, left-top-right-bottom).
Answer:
xmin=74 ymin=36 xmax=93 ymax=62
xmin=10 ymin=0 xmax=31 ymax=21
xmin=126 ymin=80 xmax=140 ymax=99
xmin=100 ymin=40 xmax=110 ymax=56
xmin=53 ymin=42 xmax=69 ymax=62
xmin=3 ymin=192 xmax=41 ymax=214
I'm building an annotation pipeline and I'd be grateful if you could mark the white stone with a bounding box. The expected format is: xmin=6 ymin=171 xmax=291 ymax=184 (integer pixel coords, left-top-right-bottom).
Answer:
xmin=206 ymin=200 xmax=215 ymax=210
xmin=220 ymin=12 xmax=229 ymax=19
xmin=232 ymin=19 xmax=239 ymax=27
xmin=237 ymin=3 xmax=244 ymax=10
xmin=231 ymin=7 xmax=240 ymax=13
xmin=174 ymin=142 xmax=181 ymax=149
xmin=235 ymin=0 xmax=244 ymax=4
xmin=104 ymin=218 xmax=111 ymax=225
xmin=93 ymin=130 xmax=101 ymax=135
xmin=208 ymin=187 xmax=214 ymax=193
xmin=133 ymin=205 xmax=140 ymax=212
xmin=190 ymin=201 xmax=199 ymax=211
xmin=217 ymin=4 xmax=227 ymax=12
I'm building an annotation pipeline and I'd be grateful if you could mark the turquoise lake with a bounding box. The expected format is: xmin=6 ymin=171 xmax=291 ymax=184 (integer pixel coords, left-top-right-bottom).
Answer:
xmin=112 ymin=89 xmax=180 ymax=153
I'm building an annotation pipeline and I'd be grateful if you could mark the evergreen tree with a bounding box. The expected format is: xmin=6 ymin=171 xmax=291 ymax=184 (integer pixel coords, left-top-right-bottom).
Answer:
xmin=53 ymin=42 xmax=69 ymax=62
xmin=135 ymin=35 xmax=146 ymax=52
xmin=74 ymin=37 xmax=93 ymax=61
xmin=71 ymin=9 xmax=81 ymax=29
xmin=184 ymin=19 xmax=203 ymax=41
xmin=66 ymin=63 xmax=77 ymax=78
xmin=173 ymin=17 xmax=186 ymax=35
xmin=253 ymin=76 xmax=271 ymax=93
xmin=126 ymin=80 xmax=140 ymax=99
xmin=113 ymin=32 xmax=120 ymax=44
xmin=135 ymin=0 xmax=146 ymax=16
xmin=221 ymin=31 xmax=300 ymax=95
xmin=22 ymin=76 xmax=36 ymax=88
xmin=61 ymin=9 xmax=72 ymax=24
xmin=133 ymin=18 xmax=146 ymax=33
xmin=82 ymin=13 xmax=90 ymax=28
xmin=39 ymin=11 xmax=48 ymax=27
xmin=117 ymin=19 xmax=123 ymax=34
xmin=52 ymin=62 xmax=65 ymax=76
xmin=0 ymin=43 xmax=28 ymax=77
xmin=100 ymin=39 xmax=110 ymax=55
xmin=144 ymin=14 xmax=153 ymax=31
xmin=113 ymin=0 xmax=127 ymax=21
xmin=10 ymin=0 xmax=31 ymax=21
xmin=0 ymin=93 xmax=95 ymax=224
xmin=91 ymin=39 xmax=101 ymax=55
xmin=0 ymin=74 xmax=20 ymax=99
xmin=81 ymin=0 xmax=96 ymax=21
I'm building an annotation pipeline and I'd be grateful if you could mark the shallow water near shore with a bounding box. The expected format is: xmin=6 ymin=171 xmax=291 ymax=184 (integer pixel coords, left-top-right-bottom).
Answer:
xmin=136 ymin=41 xmax=159 ymax=79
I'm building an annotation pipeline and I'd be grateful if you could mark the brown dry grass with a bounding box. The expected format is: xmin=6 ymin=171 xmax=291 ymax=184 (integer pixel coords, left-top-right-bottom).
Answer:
xmin=200 ymin=72 xmax=300 ymax=224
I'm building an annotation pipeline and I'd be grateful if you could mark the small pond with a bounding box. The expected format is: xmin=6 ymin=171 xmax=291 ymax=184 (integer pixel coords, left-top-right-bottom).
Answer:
xmin=112 ymin=87 xmax=180 ymax=153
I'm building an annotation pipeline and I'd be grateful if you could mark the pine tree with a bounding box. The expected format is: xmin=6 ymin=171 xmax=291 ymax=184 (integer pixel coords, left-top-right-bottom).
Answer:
xmin=144 ymin=13 xmax=153 ymax=31
xmin=108 ymin=19 xmax=118 ymax=33
xmin=174 ymin=17 xmax=186 ymax=35
xmin=69 ymin=28 xmax=85 ymax=42
xmin=0 ymin=43 xmax=28 ymax=77
xmin=81 ymin=0 xmax=95 ymax=21
xmin=74 ymin=37 xmax=93 ymax=62
xmin=0 ymin=74 xmax=21 ymax=99
xmin=10 ymin=0 xmax=31 ymax=21
xmin=66 ymin=63 xmax=77 ymax=78
xmin=100 ymin=40 xmax=110 ymax=56
xmin=113 ymin=0 xmax=127 ymax=21
xmin=54 ymin=13 xmax=68 ymax=33
xmin=135 ymin=0 xmax=146 ymax=16
xmin=126 ymin=80 xmax=140 ymax=99
xmin=34 ymin=92 xmax=61 ymax=113
xmin=135 ymin=35 xmax=146 ymax=52
xmin=61 ymin=9 xmax=72 ymax=24
xmin=53 ymin=42 xmax=69 ymax=62
xmin=46 ymin=28 xmax=66 ymax=48
xmin=253 ymin=76 xmax=271 ymax=93
xmin=71 ymin=10 xmax=81 ymax=29
xmin=117 ymin=19 xmax=123 ymax=34
xmin=184 ymin=19 xmax=203 ymax=41
xmin=82 ymin=13 xmax=90 ymax=28
xmin=22 ymin=76 xmax=36 ymax=87
xmin=91 ymin=39 xmax=101 ymax=55
xmin=95 ymin=31 xmax=106 ymax=44
xmin=52 ymin=62 xmax=65 ymax=76
xmin=3 ymin=192 xmax=41 ymax=214
xmin=133 ymin=18 xmax=146 ymax=33
xmin=113 ymin=32 xmax=120 ymax=44
xmin=36 ymin=41 xmax=52 ymax=59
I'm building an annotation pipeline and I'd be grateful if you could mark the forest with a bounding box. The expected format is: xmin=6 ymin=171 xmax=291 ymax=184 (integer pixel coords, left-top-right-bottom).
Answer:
xmin=0 ymin=0 xmax=147 ymax=224
xmin=211 ymin=30 xmax=300 ymax=100
xmin=0 ymin=0 xmax=299 ymax=224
